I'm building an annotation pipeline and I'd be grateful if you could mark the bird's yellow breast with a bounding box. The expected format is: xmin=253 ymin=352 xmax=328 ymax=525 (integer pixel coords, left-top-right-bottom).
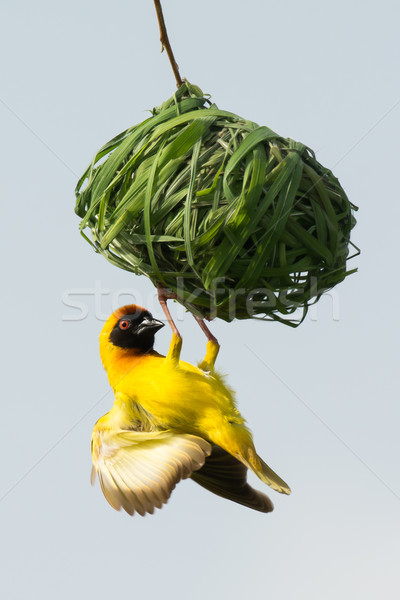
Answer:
xmin=103 ymin=345 xmax=244 ymax=438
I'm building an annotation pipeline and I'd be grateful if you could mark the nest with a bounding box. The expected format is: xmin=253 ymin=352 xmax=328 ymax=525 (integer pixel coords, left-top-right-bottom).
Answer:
xmin=75 ymin=82 xmax=358 ymax=324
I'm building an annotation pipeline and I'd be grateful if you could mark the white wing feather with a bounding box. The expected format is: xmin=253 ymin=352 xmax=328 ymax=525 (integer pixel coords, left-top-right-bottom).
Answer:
xmin=91 ymin=429 xmax=211 ymax=516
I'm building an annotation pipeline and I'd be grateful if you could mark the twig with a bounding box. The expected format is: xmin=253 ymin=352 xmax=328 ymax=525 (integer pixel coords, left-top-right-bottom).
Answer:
xmin=153 ymin=0 xmax=183 ymax=87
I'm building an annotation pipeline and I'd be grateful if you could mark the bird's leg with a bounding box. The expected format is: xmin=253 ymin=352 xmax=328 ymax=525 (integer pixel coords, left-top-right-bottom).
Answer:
xmin=157 ymin=286 xmax=180 ymax=336
xmin=194 ymin=315 xmax=220 ymax=372
xmin=158 ymin=286 xmax=182 ymax=365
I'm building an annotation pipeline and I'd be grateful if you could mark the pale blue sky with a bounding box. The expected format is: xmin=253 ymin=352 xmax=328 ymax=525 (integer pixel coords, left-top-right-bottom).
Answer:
xmin=1 ymin=1 xmax=399 ymax=598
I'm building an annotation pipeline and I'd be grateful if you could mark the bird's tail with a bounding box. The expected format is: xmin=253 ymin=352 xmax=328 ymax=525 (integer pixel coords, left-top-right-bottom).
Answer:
xmin=210 ymin=422 xmax=291 ymax=495
xmin=241 ymin=449 xmax=291 ymax=495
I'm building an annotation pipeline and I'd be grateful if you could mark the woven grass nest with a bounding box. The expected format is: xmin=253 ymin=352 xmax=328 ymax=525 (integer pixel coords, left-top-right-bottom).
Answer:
xmin=75 ymin=82 xmax=358 ymax=324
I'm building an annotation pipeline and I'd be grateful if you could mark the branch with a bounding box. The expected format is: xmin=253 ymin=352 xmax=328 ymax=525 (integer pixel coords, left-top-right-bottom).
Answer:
xmin=153 ymin=0 xmax=183 ymax=87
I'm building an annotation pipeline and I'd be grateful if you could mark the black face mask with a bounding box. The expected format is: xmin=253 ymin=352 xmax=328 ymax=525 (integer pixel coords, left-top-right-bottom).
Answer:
xmin=109 ymin=311 xmax=165 ymax=352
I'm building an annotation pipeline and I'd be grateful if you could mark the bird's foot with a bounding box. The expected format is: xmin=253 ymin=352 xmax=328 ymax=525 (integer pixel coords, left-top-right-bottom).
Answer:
xmin=157 ymin=286 xmax=177 ymax=302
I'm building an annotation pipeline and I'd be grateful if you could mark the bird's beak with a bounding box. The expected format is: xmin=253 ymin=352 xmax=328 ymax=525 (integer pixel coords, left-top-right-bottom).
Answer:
xmin=136 ymin=317 xmax=165 ymax=335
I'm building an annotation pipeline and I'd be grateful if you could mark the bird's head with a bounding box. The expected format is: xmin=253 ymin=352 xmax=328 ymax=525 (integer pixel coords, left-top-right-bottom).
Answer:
xmin=100 ymin=304 xmax=165 ymax=364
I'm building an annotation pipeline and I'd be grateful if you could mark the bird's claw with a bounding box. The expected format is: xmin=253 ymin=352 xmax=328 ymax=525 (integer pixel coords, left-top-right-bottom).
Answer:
xmin=157 ymin=286 xmax=177 ymax=303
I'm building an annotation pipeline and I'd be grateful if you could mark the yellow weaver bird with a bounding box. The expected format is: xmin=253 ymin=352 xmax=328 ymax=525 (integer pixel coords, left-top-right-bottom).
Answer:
xmin=91 ymin=298 xmax=291 ymax=516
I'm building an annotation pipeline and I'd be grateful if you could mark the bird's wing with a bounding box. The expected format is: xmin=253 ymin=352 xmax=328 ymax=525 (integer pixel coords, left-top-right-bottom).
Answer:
xmin=191 ymin=444 xmax=274 ymax=513
xmin=91 ymin=428 xmax=212 ymax=516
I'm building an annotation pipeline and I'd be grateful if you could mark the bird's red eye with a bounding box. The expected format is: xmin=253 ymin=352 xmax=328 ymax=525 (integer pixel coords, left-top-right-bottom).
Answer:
xmin=119 ymin=320 xmax=129 ymax=330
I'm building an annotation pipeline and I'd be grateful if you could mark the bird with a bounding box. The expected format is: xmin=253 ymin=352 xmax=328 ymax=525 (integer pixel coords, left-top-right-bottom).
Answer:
xmin=90 ymin=300 xmax=291 ymax=516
